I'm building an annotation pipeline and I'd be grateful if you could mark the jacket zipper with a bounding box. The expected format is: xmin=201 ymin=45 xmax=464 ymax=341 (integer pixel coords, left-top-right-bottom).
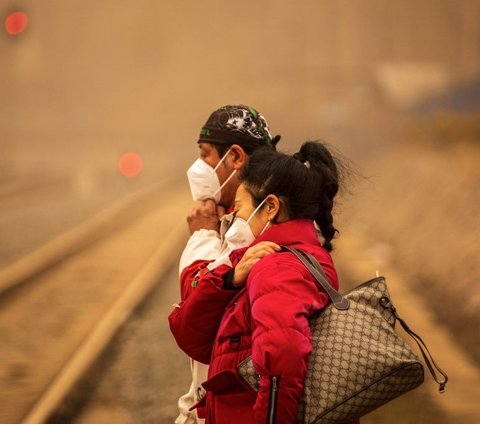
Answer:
xmin=267 ymin=376 xmax=280 ymax=424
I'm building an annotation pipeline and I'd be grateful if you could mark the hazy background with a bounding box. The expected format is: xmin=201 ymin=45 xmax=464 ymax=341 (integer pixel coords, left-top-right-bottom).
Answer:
xmin=2 ymin=1 xmax=479 ymax=172
xmin=2 ymin=0 xmax=479 ymax=266
xmin=1 ymin=1 xmax=480 ymax=422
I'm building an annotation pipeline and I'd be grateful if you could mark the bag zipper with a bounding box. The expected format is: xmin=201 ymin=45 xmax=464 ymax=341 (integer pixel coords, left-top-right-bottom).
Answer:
xmin=267 ymin=376 xmax=280 ymax=424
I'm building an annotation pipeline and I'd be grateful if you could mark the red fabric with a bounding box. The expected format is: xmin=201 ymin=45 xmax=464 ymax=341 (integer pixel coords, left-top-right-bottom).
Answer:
xmin=169 ymin=219 xmax=359 ymax=424
xmin=180 ymin=259 xmax=214 ymax=300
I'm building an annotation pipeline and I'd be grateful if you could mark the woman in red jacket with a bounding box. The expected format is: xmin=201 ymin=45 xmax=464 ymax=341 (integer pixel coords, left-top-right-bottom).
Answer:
xmin=169 ymin=141 xmax=358 ymax=424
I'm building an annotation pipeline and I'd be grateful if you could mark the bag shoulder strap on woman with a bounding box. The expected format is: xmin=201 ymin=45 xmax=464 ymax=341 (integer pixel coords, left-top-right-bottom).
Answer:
xmin=281 ymin=246 xmax=349 ymax=310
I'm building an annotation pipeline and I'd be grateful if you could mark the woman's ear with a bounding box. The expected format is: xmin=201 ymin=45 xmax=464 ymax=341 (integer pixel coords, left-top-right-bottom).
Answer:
xmin=265 ymin=194 xmax=280 ymax=220
xmin=229 ymin=145 xmax=247 ymax=170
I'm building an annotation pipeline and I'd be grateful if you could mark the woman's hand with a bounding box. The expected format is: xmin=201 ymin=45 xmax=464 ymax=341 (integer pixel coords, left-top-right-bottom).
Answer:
xmin=233 ymin=242 xmax=281 ymax=287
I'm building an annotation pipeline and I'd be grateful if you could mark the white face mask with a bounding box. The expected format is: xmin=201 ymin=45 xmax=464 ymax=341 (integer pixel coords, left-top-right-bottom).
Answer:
xmin=187 ymin=149 xmax=237 ymax=203
xmin=224 ymin=198 xmax=270 ymax=248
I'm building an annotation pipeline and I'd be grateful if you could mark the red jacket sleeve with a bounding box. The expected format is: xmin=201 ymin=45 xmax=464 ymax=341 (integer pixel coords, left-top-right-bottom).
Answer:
xmin=169 ymin=264 xmax=239 ymax=364
xmin=248 ymin=254 xmax=330 ymax=424
xmin=179 ymin=259 xmax=214 ymax=300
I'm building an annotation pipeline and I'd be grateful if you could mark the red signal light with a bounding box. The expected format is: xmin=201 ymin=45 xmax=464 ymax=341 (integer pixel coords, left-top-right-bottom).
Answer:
xmin=5 ymin=12 xmax=28 ymax=35
xmin=118 ymin=152 xmax=143 ymax=178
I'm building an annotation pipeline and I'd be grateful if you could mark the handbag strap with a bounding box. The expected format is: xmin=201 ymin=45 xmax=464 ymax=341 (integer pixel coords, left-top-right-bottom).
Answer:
xmin=380 ymin=297 xmax=449 ymax=393
xmin=281 ymin=246 xmax=350 ymax=310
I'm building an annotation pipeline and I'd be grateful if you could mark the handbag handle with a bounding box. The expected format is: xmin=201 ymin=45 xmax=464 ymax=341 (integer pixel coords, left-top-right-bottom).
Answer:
xmin=281 ymin=246 xmax=350 ymax=310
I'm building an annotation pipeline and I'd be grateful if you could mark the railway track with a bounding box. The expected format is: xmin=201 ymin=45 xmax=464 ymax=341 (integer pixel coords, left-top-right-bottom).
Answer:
xmin=0 ymin=175 xmax=69 ymax=202
xmin=0 ymin=182 xmax=191 ymax=424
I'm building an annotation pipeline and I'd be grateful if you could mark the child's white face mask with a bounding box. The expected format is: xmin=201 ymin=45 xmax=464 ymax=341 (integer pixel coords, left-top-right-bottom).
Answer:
xmin=186 ymin=149 xmax=237 ymax=203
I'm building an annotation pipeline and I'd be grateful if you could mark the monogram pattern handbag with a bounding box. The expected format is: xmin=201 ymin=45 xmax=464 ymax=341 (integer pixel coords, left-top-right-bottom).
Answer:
xmin=237 ymin=246 xmax=448 ymax=424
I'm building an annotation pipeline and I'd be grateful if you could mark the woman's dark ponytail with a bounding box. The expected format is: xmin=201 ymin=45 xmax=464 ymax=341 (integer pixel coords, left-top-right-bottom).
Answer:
xmin=294 ymin=142 xmax=340 ymax=252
